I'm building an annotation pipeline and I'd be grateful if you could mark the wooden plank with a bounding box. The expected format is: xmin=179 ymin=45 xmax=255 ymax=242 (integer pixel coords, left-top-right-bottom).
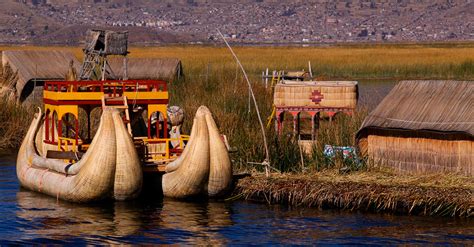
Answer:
xmin=46 ymin=150 xmax=84 ymax=160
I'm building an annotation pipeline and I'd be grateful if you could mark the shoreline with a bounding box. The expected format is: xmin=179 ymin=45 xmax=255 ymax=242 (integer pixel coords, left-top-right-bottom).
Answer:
xmin=232 ymin=172 xmax=473 ymax=217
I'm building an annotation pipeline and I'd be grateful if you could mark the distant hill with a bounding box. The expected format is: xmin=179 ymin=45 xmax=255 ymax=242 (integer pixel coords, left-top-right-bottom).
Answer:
xmin=1 ymin=0 xmax=473 ymax=45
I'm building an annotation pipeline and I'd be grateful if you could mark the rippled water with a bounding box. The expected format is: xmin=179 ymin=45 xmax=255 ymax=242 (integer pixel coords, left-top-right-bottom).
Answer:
xmin=1 ymin=155 xmax=473 ymax=244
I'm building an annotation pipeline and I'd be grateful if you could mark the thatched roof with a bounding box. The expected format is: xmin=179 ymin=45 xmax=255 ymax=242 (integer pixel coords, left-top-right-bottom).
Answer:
xmin=108 ymin=57 xmax=183 ymax=81
xmin=84 ymin=30 xmax=128 ymax=56
xmin=2 ymin=50 xmax=80 ymax=96
xmin=357 ymin=80 xmax=474 ymax=138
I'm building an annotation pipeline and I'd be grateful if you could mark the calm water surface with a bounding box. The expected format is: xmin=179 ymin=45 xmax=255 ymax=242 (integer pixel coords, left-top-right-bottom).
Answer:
xmin=1 ymin=80 xmax=473 ymax=244
xmin=0 ymin=155 xmax=473 ymax=245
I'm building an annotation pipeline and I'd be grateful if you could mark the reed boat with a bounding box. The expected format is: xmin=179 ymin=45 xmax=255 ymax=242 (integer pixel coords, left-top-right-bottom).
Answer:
xmin=16 ymin=79 xmax=233 ymax=202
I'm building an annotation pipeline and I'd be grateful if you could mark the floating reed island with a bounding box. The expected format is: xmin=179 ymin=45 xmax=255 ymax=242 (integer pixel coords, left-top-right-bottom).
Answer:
xmin=233 ymin=172 xmax=473 ymax=217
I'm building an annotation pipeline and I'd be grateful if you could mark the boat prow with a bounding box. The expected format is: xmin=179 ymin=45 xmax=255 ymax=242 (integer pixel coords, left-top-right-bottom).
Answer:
xmin=162 ymin=106 xmax=233 ymax=199
xmin=16 ymin=107 xmax=142 ymax=202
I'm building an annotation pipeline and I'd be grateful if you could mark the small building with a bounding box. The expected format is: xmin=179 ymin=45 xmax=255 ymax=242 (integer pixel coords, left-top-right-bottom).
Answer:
xmin=2 ymin=50 xmax=80 ymax=102
xmin=108 ymin=57 xmax=183 ymax=82
xmin=356 ymin=80 xmax=473 ymax=176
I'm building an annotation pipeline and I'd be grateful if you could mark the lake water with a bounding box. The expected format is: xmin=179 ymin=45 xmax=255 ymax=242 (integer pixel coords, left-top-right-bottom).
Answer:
xmin=0 ymin=155 xmax=473 ymax=244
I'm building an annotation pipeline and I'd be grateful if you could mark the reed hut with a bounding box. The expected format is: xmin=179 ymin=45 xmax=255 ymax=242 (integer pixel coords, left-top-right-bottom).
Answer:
xmin=84 ymin=29 xmax=128 ymax=56
xmin=1 ymin=50 xmax=80 ymax=102
xmin=108 ymin=57 xmax=183 ymax=82
xmin=357 ymin=80 xmax=473 ymax=176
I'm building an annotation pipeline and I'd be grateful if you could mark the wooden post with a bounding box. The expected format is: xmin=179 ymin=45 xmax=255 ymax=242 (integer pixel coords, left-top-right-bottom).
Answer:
xmin=51 ymin=113 xmax=55 ymax=143
xmin=265 ymin=68 xmax=269 ymax=88
xmin=45 ymin=112 xmax=50 ymax=142
xmin=87 ymin=108 xmax=91 ymax=141
xmin=308 ymin=61 xmax=313 ymax=79
xmin=123 ymin=56 xmax=128 ymax=80
xmin=75 ymin=117 xmax=79 ymax=145
xmin=297 ymin=112 xmax=301 ymax=137
xmin=164 ymin=116 xmax=168 ymax=138
xmin=147 ymin=118 xmax=151 ymax=139
xmin=276 ymin=111 xmax=282 ymax=135
xmin=58 ymin=119 xmax=62 ymax=138
xmin=292 ymin=112 xmax=298 ymax=136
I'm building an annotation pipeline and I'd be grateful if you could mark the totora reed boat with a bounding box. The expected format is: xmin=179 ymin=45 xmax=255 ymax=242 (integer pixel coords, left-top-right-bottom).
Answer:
xmin=16 ymin=80 xmax=233 ymax=203
xmin=16 ymin=30 xmax=232 ymax=202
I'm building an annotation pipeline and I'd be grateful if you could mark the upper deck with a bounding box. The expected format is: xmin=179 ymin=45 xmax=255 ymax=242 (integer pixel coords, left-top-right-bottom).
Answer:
xmin=43 ymin=79 xmax=169 ymax=105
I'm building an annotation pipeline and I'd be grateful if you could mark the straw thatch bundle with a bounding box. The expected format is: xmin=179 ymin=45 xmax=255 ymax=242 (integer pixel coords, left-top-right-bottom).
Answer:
xmin=1 ymin=50 xmax=80 ymax=100
xmin=108 ymin=57 xmax=183 ymax=81
xmin=17 ymin=108 xmax=142 ymax=202
xmin=357 ymin=80 xmax=474 ymax=176
xmin=162 ymin=106 xmax=232 ymax=199
xmin=274 ymin=80 xmax=358 ymax=109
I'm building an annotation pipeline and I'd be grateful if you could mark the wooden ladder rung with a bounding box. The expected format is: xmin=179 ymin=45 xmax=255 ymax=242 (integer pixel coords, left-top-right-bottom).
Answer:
xmin=111 ymin=105 xmax=129 ymax=109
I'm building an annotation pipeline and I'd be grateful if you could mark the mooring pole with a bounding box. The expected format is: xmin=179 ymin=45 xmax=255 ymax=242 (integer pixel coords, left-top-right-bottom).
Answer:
xmin=218 ymin=29 xmax=272 ymax=177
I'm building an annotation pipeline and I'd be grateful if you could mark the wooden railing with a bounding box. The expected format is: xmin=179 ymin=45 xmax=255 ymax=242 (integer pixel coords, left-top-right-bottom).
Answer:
xmin=143 ymin=135 xmax=190 ymax=161
xmin=57 ymin=137 xmax=77 ymax=152
xmin=44 ymin=80 xmax=168 ymax=94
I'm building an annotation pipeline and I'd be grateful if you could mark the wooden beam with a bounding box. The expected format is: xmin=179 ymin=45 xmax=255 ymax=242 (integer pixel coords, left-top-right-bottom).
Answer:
xmin=46 ymin=150 xmax=84 ymax=160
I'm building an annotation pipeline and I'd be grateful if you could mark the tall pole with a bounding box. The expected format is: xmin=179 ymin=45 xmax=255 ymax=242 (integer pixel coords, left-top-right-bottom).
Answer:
xmin=217 ymin=29 xmax=272 ymax=176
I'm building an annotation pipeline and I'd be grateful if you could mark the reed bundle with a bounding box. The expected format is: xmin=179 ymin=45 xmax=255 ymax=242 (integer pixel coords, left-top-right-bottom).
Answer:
xmin=234 ymin=174 xmax=473 ymax=217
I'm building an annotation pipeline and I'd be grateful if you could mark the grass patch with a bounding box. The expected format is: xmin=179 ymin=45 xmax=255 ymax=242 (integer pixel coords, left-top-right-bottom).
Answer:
xmin=0 ymin=44 xmax=473 ymax=170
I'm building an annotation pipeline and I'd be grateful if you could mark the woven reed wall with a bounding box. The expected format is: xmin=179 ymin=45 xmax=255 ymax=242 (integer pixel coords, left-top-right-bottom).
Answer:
xmin=274 ymin=81 xmax=358 ymax=109
xmin=367 ymin=134 xmax=473 ymax=176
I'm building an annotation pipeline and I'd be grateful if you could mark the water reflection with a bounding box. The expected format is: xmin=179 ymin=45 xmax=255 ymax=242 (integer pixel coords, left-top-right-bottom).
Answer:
xmin=15 ymin=188 xmax=234 ymax=244
xmin=16 ymin=189 xmax=141 ymax=244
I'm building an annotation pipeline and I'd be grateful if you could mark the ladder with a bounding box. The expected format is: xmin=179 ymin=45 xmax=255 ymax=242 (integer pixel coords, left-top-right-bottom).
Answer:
xmin=79 ymin=50 xmax=101 ymax=80
xmin=79 ymin=50 xmax=115 ymax=80
xmin=101 ymin=95 xmax=132 ymax=136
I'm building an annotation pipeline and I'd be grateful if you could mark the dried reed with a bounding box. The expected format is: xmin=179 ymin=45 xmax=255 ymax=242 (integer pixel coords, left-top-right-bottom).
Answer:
xmin=234 ymin=173 xmax=473 ymax=217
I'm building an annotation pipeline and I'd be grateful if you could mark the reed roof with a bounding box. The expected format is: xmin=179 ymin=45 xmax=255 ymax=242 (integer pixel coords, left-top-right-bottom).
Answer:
xmin=357 ymin=80 xmax=474 ymax=138
xmin=1 ymin=50 xmax=79 ymax=96
xmin=108 ymin=57 xmax=183 ymax=81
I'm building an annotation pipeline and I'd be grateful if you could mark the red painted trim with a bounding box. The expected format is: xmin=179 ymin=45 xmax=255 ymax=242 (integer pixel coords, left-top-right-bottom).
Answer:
xmin=45 ymin=112 xmax=49 ymax=142
xmin=44 ymin=79 xmax=168 ymax=93
xmin=164 ymin=117 xmax=168 ymax=138
xmin=75 ymin=118 xmax=79 ymax=145
xmin=147 ymin=118 xmax=151 ymax=139
xmin=44 ymin=140 xmax=58 ymax=145
xmin=51 ymin=113 xmax=55 ymax=143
